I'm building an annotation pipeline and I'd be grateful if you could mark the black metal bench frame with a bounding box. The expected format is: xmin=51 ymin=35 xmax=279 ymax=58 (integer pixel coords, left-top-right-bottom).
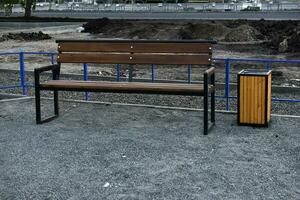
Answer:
xmin=34 ymin=40 xmax=216 ymax=135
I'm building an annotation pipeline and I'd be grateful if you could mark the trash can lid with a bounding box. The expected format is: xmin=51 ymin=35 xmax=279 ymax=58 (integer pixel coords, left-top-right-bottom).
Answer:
xmin=239 ymin=69 xmax=272 ymax=76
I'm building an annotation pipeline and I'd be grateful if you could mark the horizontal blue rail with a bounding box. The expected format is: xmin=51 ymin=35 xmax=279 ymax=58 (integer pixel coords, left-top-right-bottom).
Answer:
xmin=214 ymin=57 xmax=300 ymax=63
xmin=0 ymin=51 xmax=299 ymax=112
xmin=0 ymin=85 xmax=23 ymax=90
xmin=0 ymin=52 xmax=57 ymax=56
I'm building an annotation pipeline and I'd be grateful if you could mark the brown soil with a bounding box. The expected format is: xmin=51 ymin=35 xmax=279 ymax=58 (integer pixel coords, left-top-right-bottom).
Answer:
xmin=82 ymin=18 xmax=300 ymax=53
xmin=0 ymin=31 xmax=51 ymax=42
xmin=223 ymin=25 xmax=262 ymax=42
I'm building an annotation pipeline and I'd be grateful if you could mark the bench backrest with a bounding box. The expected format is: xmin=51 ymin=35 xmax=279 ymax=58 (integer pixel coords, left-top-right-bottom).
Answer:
xmin=56 ymin=40 xmax=215 ymax=66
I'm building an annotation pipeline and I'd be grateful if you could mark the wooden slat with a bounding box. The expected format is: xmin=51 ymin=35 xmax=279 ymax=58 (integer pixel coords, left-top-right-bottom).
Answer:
xmin=253 ymin=77 xmax=257 ymax=124
xmin=56 ymin=39 xmax=217 ymax=44
xmin=261 ymin=77 xmax=266 ymax=123
xmin=240 ymin=76 xmax=244 ymax=123
xmin=257 ymin=78 xmax=262 ymax=124
xmin=252 ymin=77 xmax=255 ymax=123
xmin=251 ymin=77 xmax=255 ymax=124
xmin=249 ymin=77 xmax=253 ymax=123
xmin=244 ymin=77 xmax=248 ymax=123
xmin=57 ymin=53 xmax=212 ymax=65
xmin=245 ymin=76 xmax=249 ymax=123
xmin=40 ymin=80 xmax=212 ymax=96
xmin=267 ymin=74 xmax=272 ymax=123
xmin=58 ymin=42 xmax=212 ymax=53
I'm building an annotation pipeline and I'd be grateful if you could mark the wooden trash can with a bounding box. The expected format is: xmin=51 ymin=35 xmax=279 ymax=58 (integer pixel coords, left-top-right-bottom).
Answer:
xmin=238 ymin=69 xmax=272 ymax=127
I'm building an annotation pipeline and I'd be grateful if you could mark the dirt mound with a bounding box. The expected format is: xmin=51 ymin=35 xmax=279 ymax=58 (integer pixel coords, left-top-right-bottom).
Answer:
xmin=82 ymin=18 xmax=130 ymax=34
xmin=222 ymin=19 xmax=249 ymax=29
xmin=287 ymin=32 xmax=300 ymax=53
xmin=0 ymin=31 xmax=51 ymax=42
xmin=224 ymin=25 xmax=262 ymax=42
xmin=82 ymin=18 xmax=300 ymax=53
xmin=83 ymin=18 xmax=183 ymax=40
xmin=83 ymin=18 xmax=228 ymax=41
xmin=179 ymin=22 xmax=228 ymax=40
xmin=128 ymin=24 xmax=181 ymax=40
xmin=250 ymin=20 xmax=298 ymax=38
xmin=248 ymin=19 xmax=300 ymax=52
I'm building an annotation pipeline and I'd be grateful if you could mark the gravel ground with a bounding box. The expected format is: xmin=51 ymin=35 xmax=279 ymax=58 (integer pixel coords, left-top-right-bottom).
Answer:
xmin=0 ymin=98 xmax=299 ymax=200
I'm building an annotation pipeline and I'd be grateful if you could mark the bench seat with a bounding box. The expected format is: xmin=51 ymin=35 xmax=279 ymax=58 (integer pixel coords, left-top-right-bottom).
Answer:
xmin=40 ymin=80 xmax=214 ymax=96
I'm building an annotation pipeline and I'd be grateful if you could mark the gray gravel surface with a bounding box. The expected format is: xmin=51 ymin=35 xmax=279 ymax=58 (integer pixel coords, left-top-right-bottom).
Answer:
xmin=0 ymin=98 xmax=299 ymax=200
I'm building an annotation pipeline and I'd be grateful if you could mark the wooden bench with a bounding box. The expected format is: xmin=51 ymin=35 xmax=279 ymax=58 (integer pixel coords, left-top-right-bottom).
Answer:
xmin=34 ymin=40 xmax=216 ymax=135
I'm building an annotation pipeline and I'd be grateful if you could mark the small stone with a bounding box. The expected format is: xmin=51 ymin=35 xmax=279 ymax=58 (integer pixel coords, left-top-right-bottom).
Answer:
xmin=103 ymin=182 xmax=110 ymax=188
xmin=278 ymin=38 xmax=288 ymax=53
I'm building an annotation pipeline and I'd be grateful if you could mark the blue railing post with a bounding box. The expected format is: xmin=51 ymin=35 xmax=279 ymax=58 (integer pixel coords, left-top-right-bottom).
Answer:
xmin=83 ymin=63 xmax=89 ymax=101
xmin=128 ymin=65 xmax=133 ymax=82
xmin=225 ymin=58 xmax=230 ymax=111
xmin=50 ymin=53 xmax=55 ymax=65
xmin=267 ymin=61 xmax=271 ymax=70
xmin=151 ymin=64 xmax=155 ymax=82
xmin=116 ymin=64 xmax=120 ymax=82
xmin=19 ymin=52 xmax=26 ymax=96
xmin=187 ymin=64 xmax=192 ymax=84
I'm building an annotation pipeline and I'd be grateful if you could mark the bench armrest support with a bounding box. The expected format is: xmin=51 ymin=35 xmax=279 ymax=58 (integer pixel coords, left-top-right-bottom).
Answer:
xmin=203 ymin=67 xmax=215 ymax=135
xmin=34 ymin=64 xmax=60 ymax=124
xmin=204 ymin=67 xmax=215 ymax=87
xmin=205 ymin=67 xmax=215 ymax=77
xmin=34 ymin=64 xmax=60 ymax=87
xmin=34 ymin=64 xmax=60 ymax=74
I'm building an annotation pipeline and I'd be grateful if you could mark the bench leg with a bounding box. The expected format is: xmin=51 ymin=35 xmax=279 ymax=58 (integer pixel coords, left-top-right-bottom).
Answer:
xmin=35 ymin=86 xmax=42 ymax=124
xmin=211 ymin=91 xmax=215 ymax=123
xmin=35 ymin=89 xmax=59 ymax=124
xmin=204 ymin=92 xmax=208 ymax=135
xmin=54 ymin=90 xmax=59 ymax=115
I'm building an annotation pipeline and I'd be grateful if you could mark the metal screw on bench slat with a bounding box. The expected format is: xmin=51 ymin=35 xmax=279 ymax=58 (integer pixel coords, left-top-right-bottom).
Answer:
xmin=130 ymin=46 xmax=133 ymax=49
xmin=209 ymin=47 xmax=212 ymax=50
xmin=130 ymin=57 xmax=133 ymax=60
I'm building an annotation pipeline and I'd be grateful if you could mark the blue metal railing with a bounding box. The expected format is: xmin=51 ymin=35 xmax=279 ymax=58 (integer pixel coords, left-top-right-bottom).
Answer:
xmin=0 ymin=51 xmax=299 ymax=111
xmin=0 ymin=52 xmax=57 ymax=96
xmin=151 ymin=64 xmax=155 ymax=82
xmin=214 ymin=57 xmax=300 ymax=110
xmin=83 ymin=63 xmax=89 ymax=101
